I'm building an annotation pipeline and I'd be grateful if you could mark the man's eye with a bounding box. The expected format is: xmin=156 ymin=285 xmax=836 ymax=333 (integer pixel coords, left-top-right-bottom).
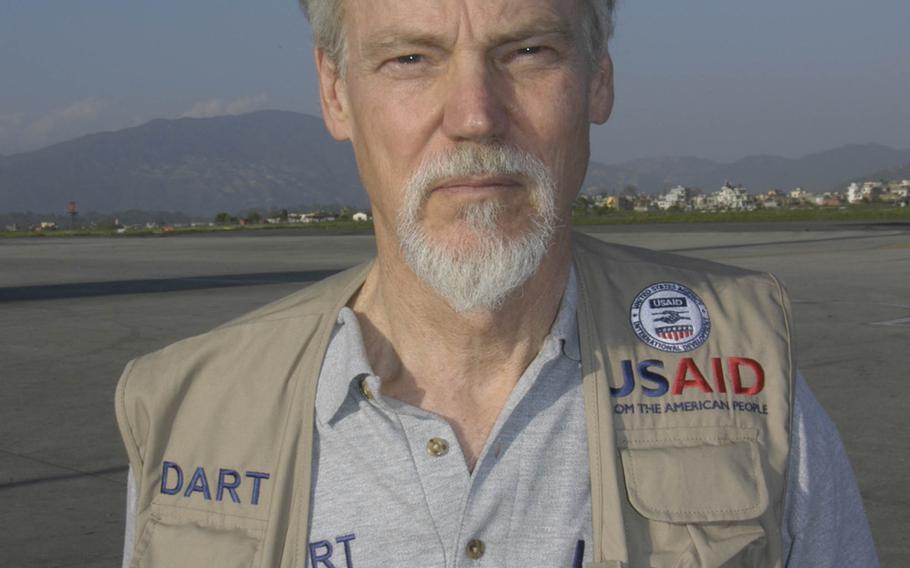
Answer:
xmin=517 ymin=46 xmax=544 ymax=56
xmin=395 ymin=54 xmax=424 ymax=65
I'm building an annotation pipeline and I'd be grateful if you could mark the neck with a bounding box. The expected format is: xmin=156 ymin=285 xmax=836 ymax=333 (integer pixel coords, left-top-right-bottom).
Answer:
xmin=351 ymin=229 xmax=572 ymax=468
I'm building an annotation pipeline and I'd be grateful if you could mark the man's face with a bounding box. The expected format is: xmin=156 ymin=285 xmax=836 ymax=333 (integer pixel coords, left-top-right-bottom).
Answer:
xmin=318 ymin=0 xmax=613 ymax=243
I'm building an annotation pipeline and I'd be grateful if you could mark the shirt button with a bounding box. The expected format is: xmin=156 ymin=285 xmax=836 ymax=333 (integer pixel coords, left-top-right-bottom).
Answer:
xmin=466 ymin=539 xmax=485 ymax=560
xmin=426 ymin=437 xmax=449 ymax=457
xmin=359 ymin=380 xmax=374 ymax=401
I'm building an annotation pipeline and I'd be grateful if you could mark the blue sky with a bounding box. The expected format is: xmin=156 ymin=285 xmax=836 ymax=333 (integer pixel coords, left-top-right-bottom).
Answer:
xmin=1 ymin=0 xmax=908 ymax=163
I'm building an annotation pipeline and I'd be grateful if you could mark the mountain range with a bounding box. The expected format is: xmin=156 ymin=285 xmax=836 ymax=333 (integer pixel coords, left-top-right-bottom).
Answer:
xmin=582 ymin=144 xmax=910 ymax=196
xmin=0 ymin=111 xmax=363 ymax=215
xmin=1 ymin=110 xmax=908 ymax=215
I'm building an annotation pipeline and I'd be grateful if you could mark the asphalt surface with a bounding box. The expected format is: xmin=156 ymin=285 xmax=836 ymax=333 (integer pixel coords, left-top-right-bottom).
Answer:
xmin=1 ymin=223 xmax=908 ymax=567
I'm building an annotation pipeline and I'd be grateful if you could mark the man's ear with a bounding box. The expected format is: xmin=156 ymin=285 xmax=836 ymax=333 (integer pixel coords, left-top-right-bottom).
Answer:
xmin=588 ymin=52 xmax=614 ymax=125
xmin=315 ymin=48 xmax=352 ymax=141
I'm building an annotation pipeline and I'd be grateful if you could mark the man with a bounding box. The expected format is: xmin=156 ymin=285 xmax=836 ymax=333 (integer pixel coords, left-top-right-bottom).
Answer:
xmin=118 ymin=0 xmax=878 ymax=566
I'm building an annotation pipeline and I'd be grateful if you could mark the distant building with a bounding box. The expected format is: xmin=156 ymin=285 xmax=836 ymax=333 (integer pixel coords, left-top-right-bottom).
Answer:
xmin=846 ymin=183 xmax=863 ymax=204
xmin=789 ymin=188 xmax=813 ymax=205
xmin=848 ymin=181 xmax=884 ymax=203
xmin=287 ymin=212 xmax=336 ymax=223
xmin=657 ymin=185 xmax=694 ymax=210
xmin=816 ymin=192 xmax=843 ymax=207
xmin=633 ymin=195 xmax=655 ymax=212
xmin=714 ymin=182 xmax=752 ymax=210
xmin=692 ymin=194 xmax=707 ymax=210
xmin=599 ymin=195 xmax=618 ymax=209
xmin=762 ymin=190 xmax=785 ymax=209
xmin=863 ymin=181 xmax=884 ymax=200
xmin=352 ymin=212 xmax=369 ymax=222
xmin=597 ymin=195 xmax=633 ymax=210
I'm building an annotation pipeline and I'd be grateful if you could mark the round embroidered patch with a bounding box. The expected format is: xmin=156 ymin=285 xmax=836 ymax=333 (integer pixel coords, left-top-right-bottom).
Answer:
xmin=630 ymin=282 xmax=711 ymax=352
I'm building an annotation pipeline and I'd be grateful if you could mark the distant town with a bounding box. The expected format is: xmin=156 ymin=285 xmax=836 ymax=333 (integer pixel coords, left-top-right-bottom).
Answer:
xmin=4 ymin=177 xmax=910 ymax=235
xmin=2 ymin=207 xmax=373 ymax=234
xmin=576 ymin=178 xmax=910 ymax=214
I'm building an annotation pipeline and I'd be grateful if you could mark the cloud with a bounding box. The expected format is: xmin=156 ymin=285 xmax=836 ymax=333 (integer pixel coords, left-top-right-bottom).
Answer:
xmin=0 ymin=100 xmax=112 ymax=154
xmin=179 ymin=93 xmax=270 ymax=119
xmin=0 ymin=92 xmax=270 ymax=155
xmin=23 ymin=97 xmax=106 ymax=143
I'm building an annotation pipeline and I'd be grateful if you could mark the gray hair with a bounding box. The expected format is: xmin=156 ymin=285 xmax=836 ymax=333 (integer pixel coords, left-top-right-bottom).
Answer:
xmin=298 ymin=0 xmax=616 ymax=67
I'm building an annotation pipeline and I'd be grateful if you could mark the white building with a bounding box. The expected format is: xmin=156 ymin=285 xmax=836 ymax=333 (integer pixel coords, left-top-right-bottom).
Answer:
xmin=352 ymin=212 xmax=369 ymax=222
xmin=847 ymin=182 xmax=863 ymax=204
xmin=657 ymin=185 xmax=693 ymax=210
xmin=848 ymin=181 xmax=883 ymax=204
xmin=288 ymin=212 xmax=336 ymax=223
xmin=714 ymin=182 xmax=752 ymax=210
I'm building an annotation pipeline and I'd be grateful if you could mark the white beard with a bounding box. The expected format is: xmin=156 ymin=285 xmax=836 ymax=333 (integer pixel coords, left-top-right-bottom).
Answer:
xmin=396 ymin=143 xmax=557 ymax=314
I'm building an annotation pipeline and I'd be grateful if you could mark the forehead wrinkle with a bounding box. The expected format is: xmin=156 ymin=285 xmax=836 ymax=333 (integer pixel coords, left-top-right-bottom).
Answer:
xmin=361 ymin=29 xmax=452 ymax=57
xmin=486 ymin=18 xmax=576 ymax=47
xmin=349 ymin=0 xmax=581 ymax=52
xmin=359 ymin=16 xmax=577 ymax=60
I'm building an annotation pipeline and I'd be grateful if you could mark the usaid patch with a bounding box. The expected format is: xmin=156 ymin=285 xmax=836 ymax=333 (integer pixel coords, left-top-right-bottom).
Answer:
xmin=630 ymin=282 xmax=711 ymax=352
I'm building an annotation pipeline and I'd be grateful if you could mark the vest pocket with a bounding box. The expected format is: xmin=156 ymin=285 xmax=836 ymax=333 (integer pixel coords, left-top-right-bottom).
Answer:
xmin=617 ymin=427 xmax=771 ymax=568
xmin=130 ymin=506 xmax=264 ymax=568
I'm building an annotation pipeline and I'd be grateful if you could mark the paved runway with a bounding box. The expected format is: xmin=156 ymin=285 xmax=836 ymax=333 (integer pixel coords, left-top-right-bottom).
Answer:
xmin=1 ymin=223 xmax=908 ymax=566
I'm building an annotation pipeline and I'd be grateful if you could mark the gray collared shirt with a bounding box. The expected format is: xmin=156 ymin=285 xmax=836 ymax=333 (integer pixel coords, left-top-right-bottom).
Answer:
xmin=309 ymin=270 xmax=590 ymax=567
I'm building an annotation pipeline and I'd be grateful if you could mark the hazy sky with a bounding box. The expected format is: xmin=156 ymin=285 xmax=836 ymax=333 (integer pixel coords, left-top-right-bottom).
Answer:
xmin=1 ymin=0 xmax=908 ymax=164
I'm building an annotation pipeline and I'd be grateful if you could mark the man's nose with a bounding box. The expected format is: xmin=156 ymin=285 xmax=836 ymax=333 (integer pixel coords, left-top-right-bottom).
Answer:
xmin=441 ymin=58 xmax=509 ymax=143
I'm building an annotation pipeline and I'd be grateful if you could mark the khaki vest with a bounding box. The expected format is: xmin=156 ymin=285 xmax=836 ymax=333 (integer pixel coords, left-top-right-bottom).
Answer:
xmin=117 ymin=232 xmax=793 ymax=568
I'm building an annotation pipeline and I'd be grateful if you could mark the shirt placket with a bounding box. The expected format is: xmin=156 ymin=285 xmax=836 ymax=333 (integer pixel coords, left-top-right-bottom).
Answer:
xmin=451 ymin=338 xmax=565 ymax=568
xmin=394 ymin=406 xmax=471 ymax=565
xmin=361 ymin=375 xmax=472 ymax=567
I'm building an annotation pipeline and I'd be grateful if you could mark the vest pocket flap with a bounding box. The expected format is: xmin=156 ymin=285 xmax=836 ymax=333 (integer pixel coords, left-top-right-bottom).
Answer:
xmin=132 ymin=507 xmax=264 ymax=568
xmin=618 ymin=427 xmax=768 ymax=523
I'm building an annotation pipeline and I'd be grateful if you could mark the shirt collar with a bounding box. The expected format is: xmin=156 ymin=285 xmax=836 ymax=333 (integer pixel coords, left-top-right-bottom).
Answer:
xmin=315 ymin=307 xmax=375 ymax=425
xmin=315 ymin=266 xmax=581 ymax=424
xmin=552 ymin=265 xmax=581 ymax=362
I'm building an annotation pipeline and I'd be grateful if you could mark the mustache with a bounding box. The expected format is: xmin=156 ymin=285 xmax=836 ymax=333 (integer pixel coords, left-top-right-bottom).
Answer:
xmin=404 ymin=143 xmax=548 ymax=203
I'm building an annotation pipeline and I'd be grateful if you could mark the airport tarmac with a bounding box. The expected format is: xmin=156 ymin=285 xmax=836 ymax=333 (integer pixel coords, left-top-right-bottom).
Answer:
xmin=1 ymin=223 xmax=908 ymax=567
